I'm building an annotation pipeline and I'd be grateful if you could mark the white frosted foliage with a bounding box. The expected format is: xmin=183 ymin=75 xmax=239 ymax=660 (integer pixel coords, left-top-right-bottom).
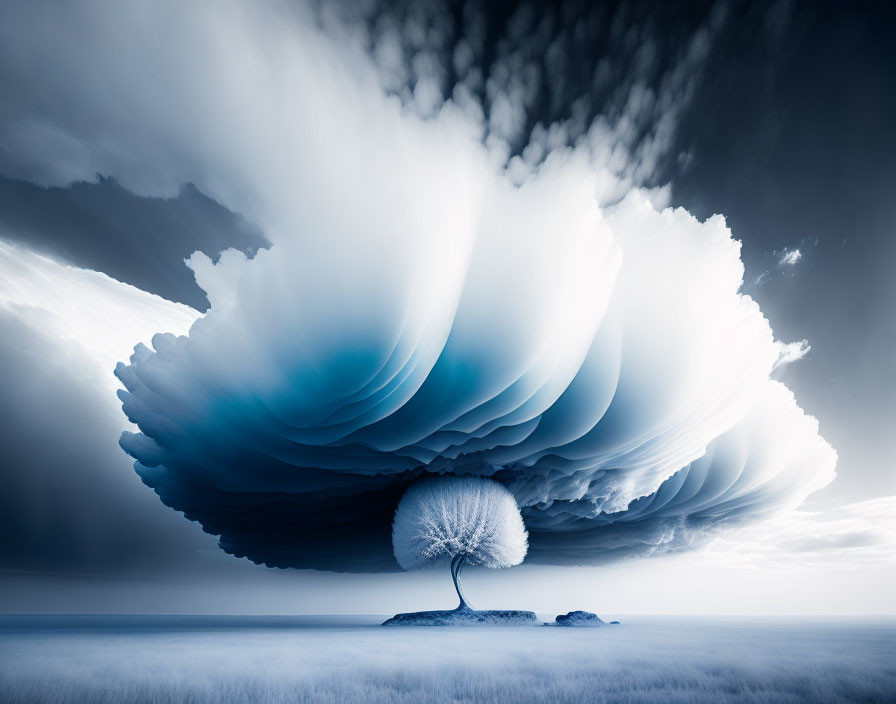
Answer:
xmin=393 ymin=475 xmax=528 ymax=571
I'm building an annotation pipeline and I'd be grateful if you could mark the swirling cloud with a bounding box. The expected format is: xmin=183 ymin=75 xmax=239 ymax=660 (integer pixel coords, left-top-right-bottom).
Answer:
xmin=115 ymin=179 xmax=835 ymax=570
xmin=0 ymin=1 xmax=835 ymax=571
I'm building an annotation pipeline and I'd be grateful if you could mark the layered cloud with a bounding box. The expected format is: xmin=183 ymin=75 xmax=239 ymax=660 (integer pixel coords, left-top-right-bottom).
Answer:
xmin=0 ymin=1 xmax=837 ymax=572
xmin=114 ymin=180 xmax=835 ymax=570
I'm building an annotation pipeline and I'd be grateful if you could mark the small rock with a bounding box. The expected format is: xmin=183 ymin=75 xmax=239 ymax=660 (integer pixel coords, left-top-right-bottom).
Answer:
xmin=554 ymin=610 xmax=606 ymax=627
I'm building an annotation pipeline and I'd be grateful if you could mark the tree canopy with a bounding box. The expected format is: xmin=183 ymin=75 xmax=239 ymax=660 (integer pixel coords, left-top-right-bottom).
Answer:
xmin=392 ymin=475 xmax=528 ymax=571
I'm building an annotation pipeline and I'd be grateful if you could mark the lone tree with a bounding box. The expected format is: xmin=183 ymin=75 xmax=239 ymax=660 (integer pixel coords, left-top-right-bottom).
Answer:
xmin=392 ymin=475 xmax=528 ymax=610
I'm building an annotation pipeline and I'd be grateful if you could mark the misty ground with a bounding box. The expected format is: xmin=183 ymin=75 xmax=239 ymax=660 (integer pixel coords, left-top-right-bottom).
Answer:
xmin=0 ymin=615 xmax=893 ymax=703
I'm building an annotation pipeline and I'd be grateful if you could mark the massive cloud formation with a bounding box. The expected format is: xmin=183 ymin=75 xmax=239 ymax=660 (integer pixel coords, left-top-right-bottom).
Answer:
xmin=114 ymin=185 xmax=835 ymax=570
xmin=0 ymin=1 xmax=836 ymax=571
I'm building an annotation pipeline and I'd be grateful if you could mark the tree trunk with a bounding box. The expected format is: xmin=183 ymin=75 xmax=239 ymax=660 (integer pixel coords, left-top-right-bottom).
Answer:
xmin=450 ymin=553 xmax=472 ymax=611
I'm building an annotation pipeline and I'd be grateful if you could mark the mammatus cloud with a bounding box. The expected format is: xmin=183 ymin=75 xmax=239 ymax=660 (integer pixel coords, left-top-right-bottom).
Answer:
xmin=0 ymin=1 xmax=836 ymax=571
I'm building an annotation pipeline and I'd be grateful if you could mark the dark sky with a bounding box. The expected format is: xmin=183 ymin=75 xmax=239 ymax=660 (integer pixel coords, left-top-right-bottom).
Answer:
xmin=0 ymin=0 xmax=892 ymax=587
xmin=0 ymin=176 xmax=267 ymax=310
xmin=670 ymin=0 xmax=896 ymax=504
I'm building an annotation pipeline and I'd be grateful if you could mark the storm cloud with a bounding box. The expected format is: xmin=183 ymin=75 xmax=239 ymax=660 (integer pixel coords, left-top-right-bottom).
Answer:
xmin=0 ymin=1 xmax=838 ymax=573
xmin=115 ymin=182 xmax=835 ymax=570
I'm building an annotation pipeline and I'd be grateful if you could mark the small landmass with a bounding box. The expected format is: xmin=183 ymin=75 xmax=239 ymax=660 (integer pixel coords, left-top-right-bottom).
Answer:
xmin=553 ymin=611 xmax=613 ymax=627
xmin=382 ymin=609 xmax=540 ymax=626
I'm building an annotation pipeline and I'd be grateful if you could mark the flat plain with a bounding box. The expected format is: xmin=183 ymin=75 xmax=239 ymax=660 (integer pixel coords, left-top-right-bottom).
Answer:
xmin=0 ymin=615 xmax=893 ymax=703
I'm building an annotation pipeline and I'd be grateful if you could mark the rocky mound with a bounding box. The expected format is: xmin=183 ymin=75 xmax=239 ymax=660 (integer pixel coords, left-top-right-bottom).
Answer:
xmin=554 ymin=610 xmax=608 ymax=627
xmin=382 ymin=609 xmax=540 ymax=627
